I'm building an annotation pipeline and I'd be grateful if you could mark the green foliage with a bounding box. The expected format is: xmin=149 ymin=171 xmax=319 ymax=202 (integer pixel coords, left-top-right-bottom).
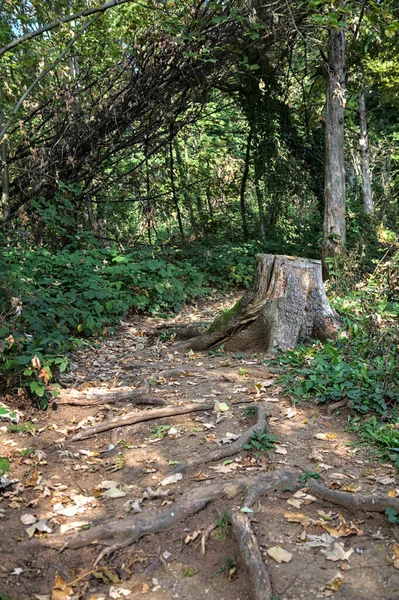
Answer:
xmin=273 ymin=338 xmax=398 ymax=415
xmin=214 ymin=555 xmax=238 ymax=580
xmin=349 ymin=416 xmax=399 ymax=467
xmin=0 ymin=457 xmax=10 ymax=476
xmin=8 ymin=422 xmax=37 ymax=434
xmin=298 ymin=471 xmax=320 ymax=485
xmin=159 ymin=328 xmax=176 ymax=342
xmin=150 ymin=425 xmax=170 ymax=440
xmin=385 ymin=508 xmax=399 ymax=524
xmin=183 ymin=567 xmax=198 ymax=577
xmin=0 ymin=244 xmax=208 ymax=405
xmin=214 ymin=512 xmax=231 ymax=540
xmin=20 ymin=447 xmax=35 ymax=458
xmin=243 ymin=429 xmax=278 ymax=456
xmin=242 ymin=406 xmax=257 ymax=419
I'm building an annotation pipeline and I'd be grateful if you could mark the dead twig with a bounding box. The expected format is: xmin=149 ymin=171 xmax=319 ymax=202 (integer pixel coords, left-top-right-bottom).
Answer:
xmin=70 ymin=402 xmax=214 ymax=442
xmin=173 ymin=406 xmax=269 ymax=473
xmin=231 ymin=511 xmax=273 ymax=600
xmin=308 ymin=478 xmax=399 ymax=512
xmin=201 ymin=523 xmax=217 ymax=555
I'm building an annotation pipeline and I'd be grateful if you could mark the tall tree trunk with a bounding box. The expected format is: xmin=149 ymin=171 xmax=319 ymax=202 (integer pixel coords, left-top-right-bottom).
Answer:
xmin=254 ymin=156 xmax=266 ymax=240
xmin=169 ymin=136 xmax=185 ymax=242
xmin=323 ymin=27 xmax=346 ymax=255
xmin=240 ymin=128 xmax=252 ymax=240
xmin=359 ymin=89 xmax=374 ymax=215
xmin=175 ymin=141 xmax=199 ymax=238
xmin=205 ymin=179 xmax=214 ymax=230
xmin=0 ymin=86 xmax=10 ymax=223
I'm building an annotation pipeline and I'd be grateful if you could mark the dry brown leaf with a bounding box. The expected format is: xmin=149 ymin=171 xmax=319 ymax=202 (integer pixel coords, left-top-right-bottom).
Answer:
xmin=321 ymin=542 xmax=354 ymax=562
xmin=285 ymin=407 xmax=297 ymax=419
xmin=309 ymin=446 xmax=323 ymax=462
xmin=51 ymin=574 xmax=73 ymax=600
xmin=322 ymin=514 xmax=363 ymax=538
xmin=342 ymin=485 xmax=361 ymax=493
xmin=209 ymin=462 xmax=239 ymax=474
xmin=266 ymin=546 xmax=292 ymax=563
xmin=314 ymin=433 xmax=337 ymax=441
xmin=323 ymin=571 xmax=343 ymax=593
xmin=190 ymin=471 xmax=209 ymax=481
xmin=287 ymin=490 xmax=316 ymax=509
xmin=284 ymin=511 xmax=312 ymax=527
xmin=329 ymin=481 xmax=342 ymax=490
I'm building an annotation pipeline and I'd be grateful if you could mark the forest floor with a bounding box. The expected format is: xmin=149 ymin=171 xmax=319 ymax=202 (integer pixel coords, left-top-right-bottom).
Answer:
xmin=1 ymin=291 xmax=399 ymax=600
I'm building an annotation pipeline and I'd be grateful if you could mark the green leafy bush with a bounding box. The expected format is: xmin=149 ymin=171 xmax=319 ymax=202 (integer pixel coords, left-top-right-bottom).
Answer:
xmin=349 ymin=416 xmax=399 ymax=467
xmin=0 ymin=245 xmax=206 ymax=406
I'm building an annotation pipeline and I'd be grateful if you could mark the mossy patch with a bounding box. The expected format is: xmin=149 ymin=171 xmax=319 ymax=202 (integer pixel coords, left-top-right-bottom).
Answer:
xmin=207 ymin=299 xmax=242 ymax=334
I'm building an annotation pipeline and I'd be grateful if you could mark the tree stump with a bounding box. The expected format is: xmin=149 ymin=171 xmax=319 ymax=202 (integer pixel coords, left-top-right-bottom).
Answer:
xmin=180 ymin=254 xmax=340 ymax=353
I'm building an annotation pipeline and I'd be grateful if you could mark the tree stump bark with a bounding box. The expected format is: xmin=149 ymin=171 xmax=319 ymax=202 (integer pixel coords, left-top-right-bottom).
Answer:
xmin=179 ymin=254 xmax=340 ymax=353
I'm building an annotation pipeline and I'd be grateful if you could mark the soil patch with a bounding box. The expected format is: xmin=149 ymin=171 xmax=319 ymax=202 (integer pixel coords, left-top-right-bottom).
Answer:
xmin=1 ymin=292 xmax=398 ymax=599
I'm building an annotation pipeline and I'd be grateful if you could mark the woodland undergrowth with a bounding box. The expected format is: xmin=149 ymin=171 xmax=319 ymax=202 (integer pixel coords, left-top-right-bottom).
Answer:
xmin=1 ymin=230 xmax=398 ymax=470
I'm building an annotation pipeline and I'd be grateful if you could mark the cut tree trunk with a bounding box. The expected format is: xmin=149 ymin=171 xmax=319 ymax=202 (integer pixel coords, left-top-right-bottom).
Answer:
xmin=177 ymin=254 xmax=339 ymax=353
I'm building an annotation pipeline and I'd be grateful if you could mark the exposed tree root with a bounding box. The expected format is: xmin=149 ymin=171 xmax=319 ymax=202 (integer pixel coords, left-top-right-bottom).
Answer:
xmin=58 ymin=386 xmax=151 ymax=401
xmin=155 ymin=368 xmax=206 ymax=380
xmin=173 ymin=406 xmax=269 ymax=473
xmin=143 ymin=323 xmax=210 ymax=340
xmin=34 ymin=469 xmax=297 ymax=566
xmin=327 ymin=399 xmax=348 ymax=414
xmin=308 ymin=478 xmax=399 ymax=512
xmin=56 ymin=388 xmax=166 ymax=407
xmin=70 ymin=402 xmax=214 ymax=442
xmin=231 ymin=511 xmax=273 ymax=600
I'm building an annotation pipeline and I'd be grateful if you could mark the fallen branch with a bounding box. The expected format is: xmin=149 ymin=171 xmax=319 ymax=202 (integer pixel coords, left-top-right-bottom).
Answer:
xmin=32 ymin=469 xmax=297 ymax=563
xmin=58 ymin=387 xmax=151 ymax=401
xmin=56 ymin=390 xmax=166 ymax=407
xmin=308 ymin=478 xmax=399 ymax=512
xmin=173 ymin=406 xmax=269 ymax=473
xmin=231 ymin=511 xmax=273 ymax=600
xmin=70 ymin=402 xmax=214 ymax=442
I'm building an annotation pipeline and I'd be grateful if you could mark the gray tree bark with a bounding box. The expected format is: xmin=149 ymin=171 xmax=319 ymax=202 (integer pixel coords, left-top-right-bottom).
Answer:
xmin=323 ymin=27 xmax=346 ymax=254
xmin=240 ymin=128 xmax=252 ymax=240
xmin=359 ymin=89 xmax=374 ymax=215
xmin=177 ymin=254 xmax=340 ymax=353
xmin=0 ymin=86 xmax=10 ymax=222
xmin=254 ymin=156 xmax=266 ymax=240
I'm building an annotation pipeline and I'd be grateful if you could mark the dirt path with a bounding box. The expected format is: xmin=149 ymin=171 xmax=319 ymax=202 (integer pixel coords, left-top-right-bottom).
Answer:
xmin=1 ymin=293 xmax=399 ymax=600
